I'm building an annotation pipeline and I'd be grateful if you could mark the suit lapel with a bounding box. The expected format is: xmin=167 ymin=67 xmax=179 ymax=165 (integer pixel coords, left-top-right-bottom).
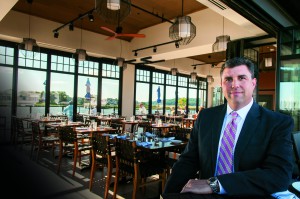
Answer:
xmin=211 ymin=105 xmax=227 ymax=173
xmin=234 ymin=103 xmax=261 ymax=170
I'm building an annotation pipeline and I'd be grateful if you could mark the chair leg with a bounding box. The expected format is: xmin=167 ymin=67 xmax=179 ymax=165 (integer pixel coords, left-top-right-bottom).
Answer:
xmin=30 ymin=141 xmax=35 ymax=160
xmin=132 ymin=174 xmax=138 ymax=199
xmin=104 ymin=165 xmax=112 ymax=199
xmin=73 ymin=146 xmax=78 ymax=176
xmin=113 ymin=166 xmax=120 ymax=199
xmin=57 ymin=142 xmax=63 ymax=174
xmin=36 ymin=144 xmax=40 ymax=162
xmin=89 ymin=160 xmax=95 ymax=190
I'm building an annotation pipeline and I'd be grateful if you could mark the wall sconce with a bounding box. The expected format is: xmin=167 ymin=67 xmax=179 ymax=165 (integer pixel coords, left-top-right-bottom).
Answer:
xmin=171 ymin=68 xmax=178 ymax=76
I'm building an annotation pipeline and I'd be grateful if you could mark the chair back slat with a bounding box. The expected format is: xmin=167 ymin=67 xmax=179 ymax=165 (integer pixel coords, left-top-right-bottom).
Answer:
xmin=58 ymin=126 xmax=76 ymax=143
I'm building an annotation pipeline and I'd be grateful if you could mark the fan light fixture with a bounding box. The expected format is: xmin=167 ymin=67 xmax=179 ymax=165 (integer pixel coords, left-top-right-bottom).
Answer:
xmin=171 ymin=68 xmax=178 ymax=76
xmin=18 ymin=1 xmax=40 ymax=55
xmin=169 ymin=0 xmax=196 ymax=45
xmin=212 ymin=17 xmax=231 ymax=52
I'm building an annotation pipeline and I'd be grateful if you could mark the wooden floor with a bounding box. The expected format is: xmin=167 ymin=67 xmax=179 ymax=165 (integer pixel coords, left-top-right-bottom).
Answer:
xmin=0 ymin=142 xmax=161 ymax=199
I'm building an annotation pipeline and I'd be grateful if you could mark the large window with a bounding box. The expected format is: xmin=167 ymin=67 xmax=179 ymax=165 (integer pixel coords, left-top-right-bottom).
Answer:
xmin=152 ymin=71 xmax=165 ymax=114
xmin=0 ymin=41 xmax=122 ymax=144
xmin=50 ymin=72 xmax=74 ymax=119
xmin=135 ymin=66 xmax=208 ymax=116
xmin=177 ymin=76 xmax=188 ymax=114
xmin=102 ymin=78 xmax=120 ymax=115
xmin=152 ymin=84 xmax=164 ymax=114
xmin=279 ymin=27 xmax=300 ymax=131
xmin=135 ymin=82 xmax=149 ymax=115
xmin=199 ymin=81 xmax=207 ymax=108
xmin=16 ymin=69 xmax=46 ymax=118
xmin=188 ymin=80 xmax=197 ymax=114
xmin=77 ymin=76 xmax=98 ymax=115
xmin=165 ymin=86 xmax=176 ymax=115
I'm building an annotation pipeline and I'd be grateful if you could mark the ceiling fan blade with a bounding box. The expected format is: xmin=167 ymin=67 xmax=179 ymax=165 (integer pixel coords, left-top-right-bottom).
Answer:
xmin=116 ymin=33 xmax=146 ymax=38
xmin=100 ymin=26 xmax=117 ymax=35
xmin=105 ymin=36 xmax=116 ymax=40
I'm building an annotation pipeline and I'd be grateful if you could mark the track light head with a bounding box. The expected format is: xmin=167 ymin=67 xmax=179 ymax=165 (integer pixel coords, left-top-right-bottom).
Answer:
xmin=153 ymin=46 xmax=157 ymax=53
xmin=175 ymin=42 xmax=179 ymax=48
xmin=134 ymin=51 xmax=138 ymax=56
xmin=54 ymin=31 xmax=59 ymax=38
xmin=88 ymin=13 xmax=94 ymax=22
xmin=69 ymin=23 xmax=74 ymax=31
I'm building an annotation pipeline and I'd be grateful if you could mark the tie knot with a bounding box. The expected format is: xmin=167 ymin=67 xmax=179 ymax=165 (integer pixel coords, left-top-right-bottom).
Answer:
xmin=231 ymin=111 xmax=238 ymax=119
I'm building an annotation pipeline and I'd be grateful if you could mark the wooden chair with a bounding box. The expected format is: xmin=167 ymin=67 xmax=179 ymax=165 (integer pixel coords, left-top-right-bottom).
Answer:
xmin=89 ymin=133 xmax=115 ymax=199
xmin=10 ymin=116 xmax=17 ymax=144
xmin=110 ymin=118 xmax=123 ymax=134
xmin=30 ymin=121 xmax=59 ymax=162
xmin=138 ymin=120 xmax=152 ymax=133
xmin=57 ymin=126 xmax=92 ymax=176
xmin=165 ymin=127 xmax=191 ymax=177
xmin=113 ymin=137 xmax=166 ymax=199
xmin=292 ymin=131 xmax=300 ymax=178
xmin=0 ymin=116 xmax=6 ymax=142
xmin=15 ymin=117 xmax=32 ymax=148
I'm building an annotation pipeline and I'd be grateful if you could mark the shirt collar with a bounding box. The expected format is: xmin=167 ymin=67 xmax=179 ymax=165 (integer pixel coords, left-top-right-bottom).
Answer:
xmin=226 ymin=98 xmax=253 ymax=120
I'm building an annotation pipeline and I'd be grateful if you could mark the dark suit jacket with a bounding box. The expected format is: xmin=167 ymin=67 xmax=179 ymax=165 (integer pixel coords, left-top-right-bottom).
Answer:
xmin=163 ymin=102 xmax=294 ymax=197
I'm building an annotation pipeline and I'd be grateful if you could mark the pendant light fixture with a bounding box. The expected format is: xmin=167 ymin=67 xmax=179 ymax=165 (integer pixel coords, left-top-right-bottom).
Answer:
xmin=169 ymin=0 xmax=196 ymax=45
xmin=171 ymin=68 xmax=178 ymax=76
xmin=116 ymin=40 xmax=125 ymax=67
xmin=18 ymin=0 xmax=40 ymax=55
xmin=171 ymin=59 xmax=178 ymax=76
xmin=107 ymin=0 xmax=120 ymax=10
xmin=95 ymin=0 xmax=131 ymax=25
xmin=212 ymin=16 xmax=231 ymax=53
xmin=190 ymin=66 xmax=197 ymax=82
xmin=75 ymin=19 xmax=88 ymax=61
xmin=207 ymin=66 xmax=214 ymax=84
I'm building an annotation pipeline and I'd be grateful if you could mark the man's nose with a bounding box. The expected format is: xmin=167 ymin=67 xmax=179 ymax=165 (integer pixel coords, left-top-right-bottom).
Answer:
xmin=231 ymin=79 xmax=240 ymax=88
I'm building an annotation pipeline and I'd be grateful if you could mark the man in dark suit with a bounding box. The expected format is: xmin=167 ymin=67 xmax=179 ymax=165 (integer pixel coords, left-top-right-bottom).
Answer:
xmin=163 ymin=57 xmax=296 ymax=198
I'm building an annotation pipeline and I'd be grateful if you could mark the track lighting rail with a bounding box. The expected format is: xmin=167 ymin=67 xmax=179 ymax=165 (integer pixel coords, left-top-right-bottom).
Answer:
xmin=52 ymin=8 xmax=95 ymax=35
xmin=132 ymin=39 xmax=182 ymax=55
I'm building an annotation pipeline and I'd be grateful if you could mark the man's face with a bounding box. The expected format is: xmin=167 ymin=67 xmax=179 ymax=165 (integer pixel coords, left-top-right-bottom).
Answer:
xmin=221 ymin=65 xmax=257 ymax=110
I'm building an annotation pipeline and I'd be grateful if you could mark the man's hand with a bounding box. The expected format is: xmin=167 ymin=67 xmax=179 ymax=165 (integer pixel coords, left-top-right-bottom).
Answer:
xmin=180 ymin=179 xmax=213 ymax=194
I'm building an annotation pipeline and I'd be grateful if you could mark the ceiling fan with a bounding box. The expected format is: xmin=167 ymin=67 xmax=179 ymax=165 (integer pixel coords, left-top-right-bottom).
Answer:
xmin=100 ymin=26 xmax=146 ymax=40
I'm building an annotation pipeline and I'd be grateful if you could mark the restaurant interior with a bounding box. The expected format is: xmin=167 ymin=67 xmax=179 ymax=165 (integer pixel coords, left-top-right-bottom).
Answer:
xmin=0 ymin=0 xmax=300 ymax=198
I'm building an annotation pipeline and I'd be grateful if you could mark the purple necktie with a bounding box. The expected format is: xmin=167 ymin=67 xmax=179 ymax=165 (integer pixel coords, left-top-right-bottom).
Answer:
xmin=217 ymin=111 xmax=238 ymax=175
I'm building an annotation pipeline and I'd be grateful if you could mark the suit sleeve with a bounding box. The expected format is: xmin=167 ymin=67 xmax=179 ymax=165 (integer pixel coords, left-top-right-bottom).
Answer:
xmin=218 ymin=109 xmax=294 ymax=196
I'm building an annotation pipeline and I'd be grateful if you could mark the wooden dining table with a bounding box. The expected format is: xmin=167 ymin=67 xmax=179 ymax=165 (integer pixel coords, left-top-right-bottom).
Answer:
xmin=182 ymin=117 xmax=196 ymax=128
xmin=151 ymin=123 xmax=178 ymax=137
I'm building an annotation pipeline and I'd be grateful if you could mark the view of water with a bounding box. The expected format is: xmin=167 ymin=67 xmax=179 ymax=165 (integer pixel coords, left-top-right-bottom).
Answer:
xmin=14 ymin=106 xmax=116 ymax=119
